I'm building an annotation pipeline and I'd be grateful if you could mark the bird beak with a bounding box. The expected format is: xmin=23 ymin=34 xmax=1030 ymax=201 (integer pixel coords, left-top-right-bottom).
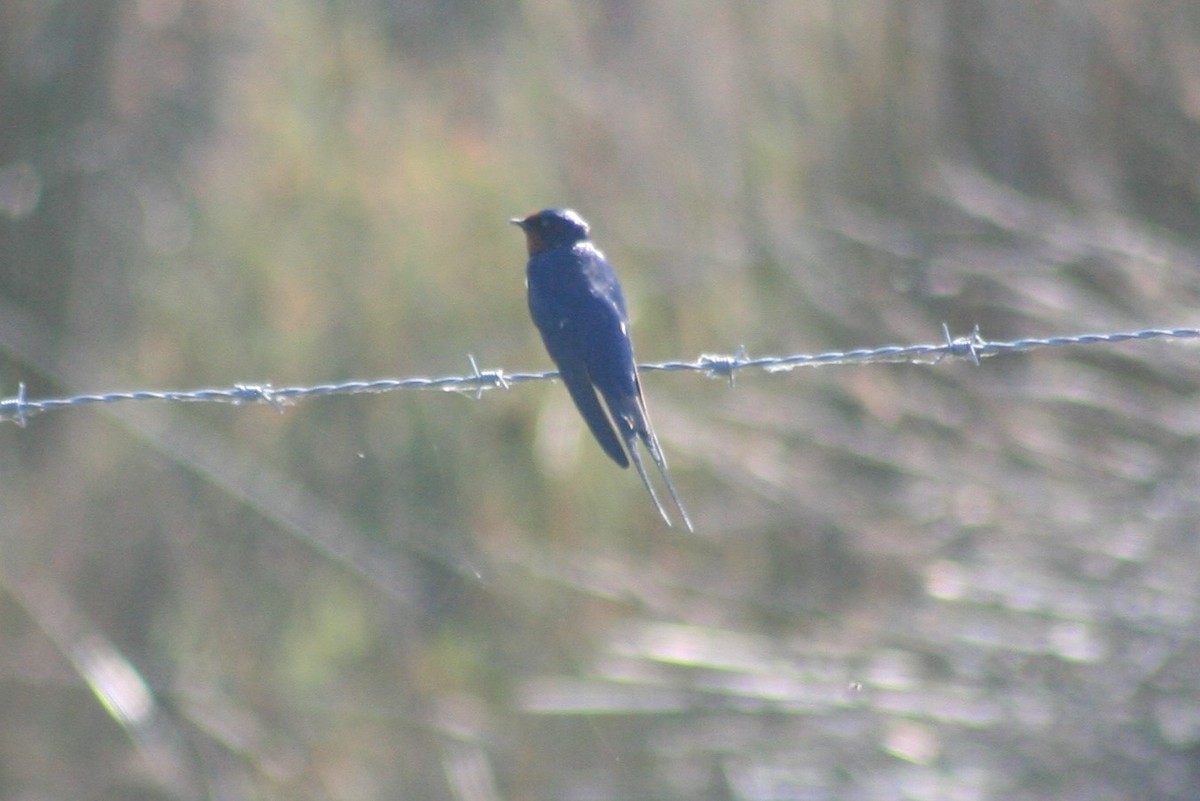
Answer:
xmin=509 ymin=217 xmax=527 ymax=228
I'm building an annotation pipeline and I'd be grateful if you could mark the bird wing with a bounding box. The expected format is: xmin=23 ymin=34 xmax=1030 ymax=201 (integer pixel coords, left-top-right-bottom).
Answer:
xmin=580 ymin=257 xmax=695 ymax=530
xmin=578 ymin=243 xmax=629 ymax=321
xmin=528 ymin=244 xmax=633 ymax=469
xmin=553 ymin=355 xmax=630 ymax=468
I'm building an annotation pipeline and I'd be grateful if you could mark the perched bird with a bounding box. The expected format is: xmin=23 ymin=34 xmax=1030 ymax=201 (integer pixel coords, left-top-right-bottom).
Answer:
xmin=512 ymin=208 xmax=693 ymax=532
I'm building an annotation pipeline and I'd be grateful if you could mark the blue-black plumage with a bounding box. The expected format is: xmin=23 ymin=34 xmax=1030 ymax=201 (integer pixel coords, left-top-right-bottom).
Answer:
xmin=512 ymin=208 xmax=693 ymax=532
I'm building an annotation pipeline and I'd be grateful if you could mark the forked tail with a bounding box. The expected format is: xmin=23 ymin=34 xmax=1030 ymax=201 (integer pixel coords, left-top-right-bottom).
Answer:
xmin=623 ymin=426 xmax=694 ymax=533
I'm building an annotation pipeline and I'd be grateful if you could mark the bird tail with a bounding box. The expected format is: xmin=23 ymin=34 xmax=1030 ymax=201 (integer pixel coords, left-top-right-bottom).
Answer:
xmin=624 ymin=431 xmax=675 ymax=529
xmin=623 ymin=394 xmax=694 ymax=533
xmin=636 ymin=427 xmax=695 ymax=534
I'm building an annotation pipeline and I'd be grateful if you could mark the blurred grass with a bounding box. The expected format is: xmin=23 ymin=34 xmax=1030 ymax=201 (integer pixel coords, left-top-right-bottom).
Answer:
xmin=2 ymin=1 xmax=1200 ymax=800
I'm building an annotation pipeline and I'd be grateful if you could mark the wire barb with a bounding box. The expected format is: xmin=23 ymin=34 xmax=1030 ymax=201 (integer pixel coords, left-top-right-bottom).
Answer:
xmin=465 ymin=354 xmax=510 ymax=400
xmin=939 ymin=323 xmax=984 ymax=366
xmin=2 ymin=325 xmax=1197 ymax=424
xmin=9 ymin=382 xmax=29 ymax=427
xmin=234 ymin=383 xmax=288 ymax=412
xmin=699 ymin=345 xmax=748 ymax=387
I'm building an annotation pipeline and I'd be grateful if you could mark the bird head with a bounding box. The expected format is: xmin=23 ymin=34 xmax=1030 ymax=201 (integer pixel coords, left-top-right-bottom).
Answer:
xmin=510 ymin=208 xmax=591 ymax=255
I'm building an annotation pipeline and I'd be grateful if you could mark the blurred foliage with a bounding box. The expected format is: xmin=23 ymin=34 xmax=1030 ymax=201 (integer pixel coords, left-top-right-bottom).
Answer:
xmin=2 ymin=1 xmax=1200 ymax=800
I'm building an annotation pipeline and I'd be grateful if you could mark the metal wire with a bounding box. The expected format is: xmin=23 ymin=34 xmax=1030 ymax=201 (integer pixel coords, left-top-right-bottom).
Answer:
xmin=3 ymin=325 xmax=1197 ymax=425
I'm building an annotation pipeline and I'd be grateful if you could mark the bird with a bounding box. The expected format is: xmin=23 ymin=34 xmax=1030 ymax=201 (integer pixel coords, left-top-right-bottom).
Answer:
xmin=512 ymin=208 xmax=693 ymax=532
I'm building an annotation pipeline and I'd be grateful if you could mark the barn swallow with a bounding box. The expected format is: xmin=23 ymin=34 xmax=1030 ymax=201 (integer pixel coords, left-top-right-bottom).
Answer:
xmin=512 ymin=208 xmax=693 ymax=532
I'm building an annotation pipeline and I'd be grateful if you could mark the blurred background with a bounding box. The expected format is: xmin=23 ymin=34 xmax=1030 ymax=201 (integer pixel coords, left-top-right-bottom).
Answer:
xmin=2 ymin=1 xmax=1200 ymax=799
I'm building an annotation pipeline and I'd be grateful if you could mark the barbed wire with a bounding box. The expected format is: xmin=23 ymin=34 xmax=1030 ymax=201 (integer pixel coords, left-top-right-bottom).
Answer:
xmin=3 ymin=325 xmax=1197 ymax=426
